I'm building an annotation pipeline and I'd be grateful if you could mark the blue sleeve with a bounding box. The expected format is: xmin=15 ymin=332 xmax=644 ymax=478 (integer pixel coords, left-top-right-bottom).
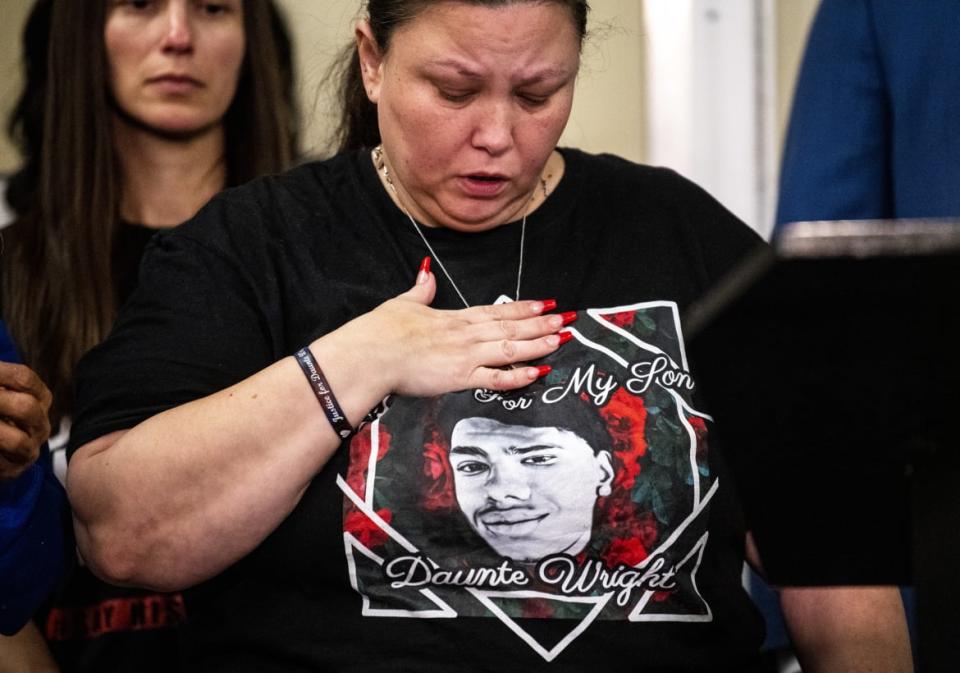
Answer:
xmin=0 ymin=320 xmax=72 ymax=635
xmin=0 ymin=321 xmax=19 ymax=363
xmin=0 ymin=462 xmax=71 ymax=635
xmin=775 ymin=0 xmax=893 ymax=230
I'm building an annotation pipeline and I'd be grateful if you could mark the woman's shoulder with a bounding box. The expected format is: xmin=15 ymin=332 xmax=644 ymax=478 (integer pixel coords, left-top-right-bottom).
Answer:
xmin=559 ymin=148 xmax=744 ymax=228
xmin=561 ymin=147 xmax=715 ymax=197
xmin=556 ymin=148 xmax=763 ymax=267
xmin=155 ymin=152 xmax=369 ymax=254
xmin=213 ymin=152 xmax=365 ymax=221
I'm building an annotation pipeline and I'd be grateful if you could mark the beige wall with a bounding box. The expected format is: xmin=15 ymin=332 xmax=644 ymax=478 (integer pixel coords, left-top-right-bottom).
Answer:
xmin=0 ymin=0 xmax=818 ymax=173
xmin=562 ymin=0 xmax=646 ymax=162
xmin=274 ymin=0 xmax=356 ymax=157
xmin=0 ymin=0 xmax=34 ymax=173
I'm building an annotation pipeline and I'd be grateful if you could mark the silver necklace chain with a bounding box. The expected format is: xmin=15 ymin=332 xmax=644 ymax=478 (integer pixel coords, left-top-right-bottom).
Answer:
xmin=372 ymin=145 xmax=531 ymax=309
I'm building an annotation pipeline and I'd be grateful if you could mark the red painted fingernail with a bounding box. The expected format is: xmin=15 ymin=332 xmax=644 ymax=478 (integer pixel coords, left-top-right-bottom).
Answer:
xmin=536 ymin=365 xmax=552 ymax=379
xmin=557 ymin=331 xmax=573 ymax=345
xmin=540 ymin=299 xmax=557 ymax=313
xmin=560 ymin=311 xmax=577 ymax=326
xmin=417 ymin=256 xmax=431 ymax=284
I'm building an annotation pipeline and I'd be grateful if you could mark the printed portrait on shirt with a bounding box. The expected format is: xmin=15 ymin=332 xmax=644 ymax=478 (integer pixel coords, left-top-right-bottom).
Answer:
xmin=338 ymin=302 xmax=719 ymax=662
xmin=440 ymin=386 xmax=615 ymax=563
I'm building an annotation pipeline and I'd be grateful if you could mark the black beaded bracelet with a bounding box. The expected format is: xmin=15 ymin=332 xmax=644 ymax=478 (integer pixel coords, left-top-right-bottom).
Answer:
xmin=294 ymin=347 xmax=353 ymax=439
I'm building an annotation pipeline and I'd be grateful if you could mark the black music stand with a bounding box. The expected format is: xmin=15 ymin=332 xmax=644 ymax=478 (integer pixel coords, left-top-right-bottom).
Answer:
xmin=684 ymin=219 xmax=960 ymax=672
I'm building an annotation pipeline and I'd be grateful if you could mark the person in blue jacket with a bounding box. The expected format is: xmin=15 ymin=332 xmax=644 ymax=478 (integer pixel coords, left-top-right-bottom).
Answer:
xmin=0 ymin=319 xmax=69 ymax=636
xmin=767 ymin=0 xmax=950 ymax=660
xmin=776 ymin=0 xmax=960 ymax=230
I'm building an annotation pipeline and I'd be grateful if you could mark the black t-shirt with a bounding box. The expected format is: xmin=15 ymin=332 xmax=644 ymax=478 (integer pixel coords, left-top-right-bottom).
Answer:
xmin=71 ymin=149 xmax=766 ymax=672
xmin=113 ymin=221 xmax=162 ymax=309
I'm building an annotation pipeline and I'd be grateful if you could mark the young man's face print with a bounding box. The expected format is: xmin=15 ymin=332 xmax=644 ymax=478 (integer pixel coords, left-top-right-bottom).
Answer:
xmin=449 ymin=417 xmax=614 ymax=562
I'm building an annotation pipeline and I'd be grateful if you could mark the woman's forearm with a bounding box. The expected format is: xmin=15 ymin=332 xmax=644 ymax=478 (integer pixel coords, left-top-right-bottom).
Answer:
xmin=781 ymin=585 xmax=913 ymax=673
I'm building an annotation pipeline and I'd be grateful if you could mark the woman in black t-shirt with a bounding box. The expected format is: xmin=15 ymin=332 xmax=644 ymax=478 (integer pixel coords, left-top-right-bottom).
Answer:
xmin=66 ymin=1 xmax=912 ymax=672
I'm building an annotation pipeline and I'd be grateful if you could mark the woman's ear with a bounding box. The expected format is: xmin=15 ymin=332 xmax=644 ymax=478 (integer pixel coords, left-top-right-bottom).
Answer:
xmin=356 ymin=19 xmax=384 ymax=103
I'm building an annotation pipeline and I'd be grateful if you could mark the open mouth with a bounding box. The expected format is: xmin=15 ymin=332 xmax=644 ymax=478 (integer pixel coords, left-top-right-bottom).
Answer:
xmin=460 ymin=174 xmax=508 ymax=196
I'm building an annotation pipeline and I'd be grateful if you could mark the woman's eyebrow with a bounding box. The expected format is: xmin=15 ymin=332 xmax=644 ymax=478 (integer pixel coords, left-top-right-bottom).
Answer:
xmin=514 ymin=69 xmax=572 ymax=86
xmin=424 ymin=59 xmax=485 ymax=79
xmin=424 ymin=59 xmax=572 ymax=84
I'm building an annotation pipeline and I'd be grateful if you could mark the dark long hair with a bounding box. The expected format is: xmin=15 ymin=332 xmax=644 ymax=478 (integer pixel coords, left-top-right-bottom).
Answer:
xmin=329 ymin=0 xmax=590 ymax=152
xmin=1 ymin=0 xmax=299 ymax=428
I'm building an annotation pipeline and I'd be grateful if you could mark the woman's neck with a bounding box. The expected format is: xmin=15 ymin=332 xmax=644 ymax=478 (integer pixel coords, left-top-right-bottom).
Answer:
xmin=113 ymin=116 xmax=227 ymax=228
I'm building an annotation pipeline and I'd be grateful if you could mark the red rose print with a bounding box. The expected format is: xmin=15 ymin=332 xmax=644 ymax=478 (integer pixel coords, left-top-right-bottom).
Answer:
xmin=595 ymin=389 xmax=661 ymax=567
xmin=604 ymin=537 xmax=648 ymax=567
xmin=422 ymin=428 xmax=457 ymax=511
xmin=688 ymin=415 xmax=709 ymax=465
xmin=602 ymin=497 xmax=639 ymax=530
xmin=634 ymin=510 xmax=659 ymax=550
xmin=346 ymin=425 xmax=393 ymax=496
xmin=346 ymin=428 xmax=372 ymax=495
xmin=344 ymin=507 xmax=393 ymax=549
xmin=601 ymin=311 xmax=636 ymax=329
xmin=599 ymin=388 xmax=648 ymax=491
xmin=652 ymin=590 xmax=672 ymax=603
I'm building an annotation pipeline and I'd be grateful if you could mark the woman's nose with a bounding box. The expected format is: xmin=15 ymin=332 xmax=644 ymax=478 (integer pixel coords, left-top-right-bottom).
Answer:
xmin=471 ymin=99 xmax=515 ymax=157
xmin=161 ymin=2 xmax=194 ymax=54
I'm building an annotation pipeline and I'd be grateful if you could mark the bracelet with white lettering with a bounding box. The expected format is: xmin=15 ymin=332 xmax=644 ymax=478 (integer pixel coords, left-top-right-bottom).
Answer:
xmin=294 ymin=346 xmax=353 ymax=439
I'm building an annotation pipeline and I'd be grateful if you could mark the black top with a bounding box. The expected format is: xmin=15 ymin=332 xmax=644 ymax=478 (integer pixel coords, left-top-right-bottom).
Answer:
xmin=113 ymin=222 xmax=161 ymax=309
xmin=72 ymin=149 xmax=766 ymax=672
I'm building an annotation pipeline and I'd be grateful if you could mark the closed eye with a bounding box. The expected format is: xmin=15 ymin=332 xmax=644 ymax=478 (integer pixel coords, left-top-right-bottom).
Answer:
xmin=437 ymin=88 xmax=475 ymax=104
xmin=517 ymin=93 xmax=550 ymax=108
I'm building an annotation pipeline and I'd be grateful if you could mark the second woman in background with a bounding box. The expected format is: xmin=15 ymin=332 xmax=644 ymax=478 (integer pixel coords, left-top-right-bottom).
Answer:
xmin=0 ymin=0 xmax=298 ymax=671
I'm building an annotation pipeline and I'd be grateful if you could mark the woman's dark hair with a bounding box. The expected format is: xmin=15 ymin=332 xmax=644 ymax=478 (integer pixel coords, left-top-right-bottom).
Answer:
xmin=329 ymin=0 xmax=590 ymax=152
xmin=1 ymin=0 xmax=299 ymax=428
